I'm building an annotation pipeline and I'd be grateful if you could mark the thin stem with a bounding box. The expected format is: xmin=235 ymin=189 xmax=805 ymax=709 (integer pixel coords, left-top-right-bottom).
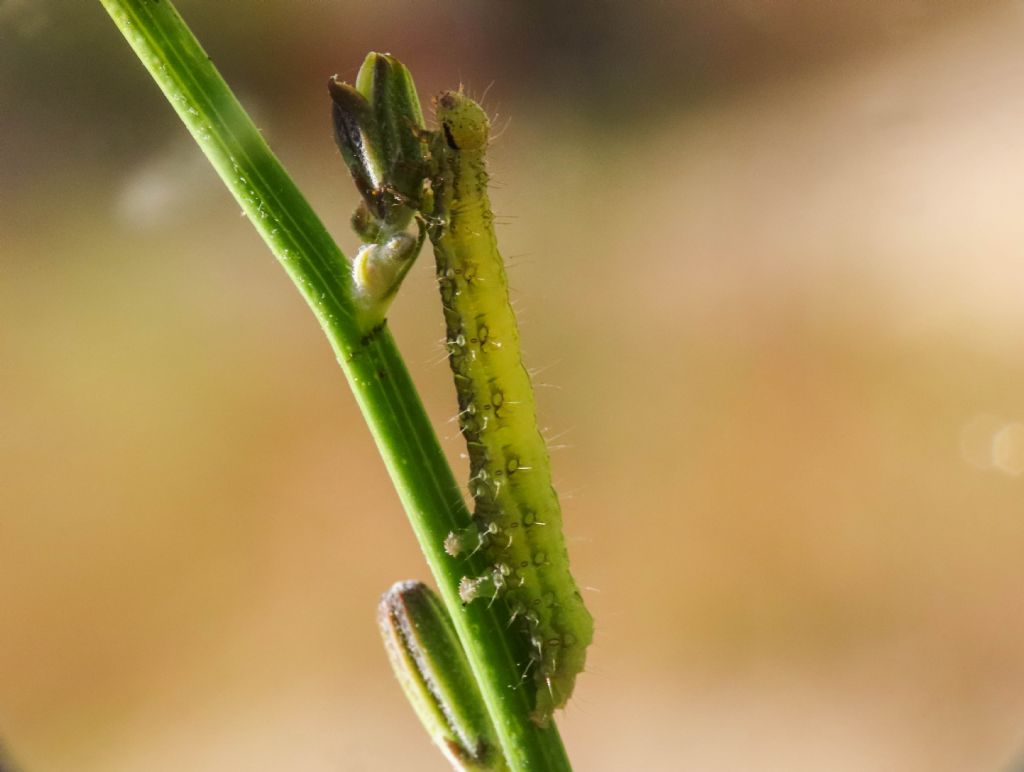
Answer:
xmin=97 ymin=1 xmax=571 ymax=770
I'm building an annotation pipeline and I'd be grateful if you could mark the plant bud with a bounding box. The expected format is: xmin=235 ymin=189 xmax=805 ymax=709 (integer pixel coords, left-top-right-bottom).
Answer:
xmin=329 ymin=52 xmax=427 ymax=228
xmin=378 ymin=581 xmax=508 ymax=771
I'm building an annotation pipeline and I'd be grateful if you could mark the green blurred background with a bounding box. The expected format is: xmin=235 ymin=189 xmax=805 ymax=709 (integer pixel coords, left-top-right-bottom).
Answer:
xmin=4 ymin=1 xmax=1024 ymax=769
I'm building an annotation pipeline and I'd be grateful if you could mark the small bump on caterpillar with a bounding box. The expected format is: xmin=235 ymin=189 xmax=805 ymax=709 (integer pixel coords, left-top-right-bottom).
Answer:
xmin=425 ymin=89 xmax=593 ymax=724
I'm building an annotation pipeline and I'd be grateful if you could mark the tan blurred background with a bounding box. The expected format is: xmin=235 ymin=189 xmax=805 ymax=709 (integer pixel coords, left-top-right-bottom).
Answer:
xmin=5 ymin=1 xmax=1024 ymax=769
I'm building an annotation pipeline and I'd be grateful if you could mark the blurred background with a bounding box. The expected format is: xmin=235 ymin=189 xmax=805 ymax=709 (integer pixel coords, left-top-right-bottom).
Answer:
xmin=4 ymin=1 xmax=1024 ymax=769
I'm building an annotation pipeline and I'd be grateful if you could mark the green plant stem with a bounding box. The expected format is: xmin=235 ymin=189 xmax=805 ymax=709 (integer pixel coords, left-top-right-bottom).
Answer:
xmin=97 ymin=1 xmax=571 ymax=770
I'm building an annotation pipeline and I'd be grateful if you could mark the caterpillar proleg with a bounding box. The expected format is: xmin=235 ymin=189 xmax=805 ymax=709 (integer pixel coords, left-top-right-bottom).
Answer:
xmin=426 ymin=90 xmax=593 ymax=724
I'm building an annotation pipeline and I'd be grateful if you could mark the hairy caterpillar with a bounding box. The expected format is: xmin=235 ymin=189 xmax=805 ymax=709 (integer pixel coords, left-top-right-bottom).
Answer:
xmin=425 ymin=90 xmax=593 ymax=723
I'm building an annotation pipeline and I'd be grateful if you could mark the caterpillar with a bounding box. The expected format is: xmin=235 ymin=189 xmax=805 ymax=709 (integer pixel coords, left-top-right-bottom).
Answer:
xmin=425 ymin=90 xmax=593 ymax=724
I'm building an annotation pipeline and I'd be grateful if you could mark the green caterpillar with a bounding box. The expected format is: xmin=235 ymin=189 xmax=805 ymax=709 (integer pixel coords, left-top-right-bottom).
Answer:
xmin=426 ymin=90 xmax=593 ymax=724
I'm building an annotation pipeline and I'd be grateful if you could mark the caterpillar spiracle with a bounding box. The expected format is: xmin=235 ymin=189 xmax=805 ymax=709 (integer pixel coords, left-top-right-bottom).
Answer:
xmin=426 ymin=90 xmax=593 ymax=724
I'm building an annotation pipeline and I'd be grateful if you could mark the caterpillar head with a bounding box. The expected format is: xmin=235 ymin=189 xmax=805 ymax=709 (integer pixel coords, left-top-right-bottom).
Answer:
xmin=435 ymin=90 xmax=490 ymax=150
